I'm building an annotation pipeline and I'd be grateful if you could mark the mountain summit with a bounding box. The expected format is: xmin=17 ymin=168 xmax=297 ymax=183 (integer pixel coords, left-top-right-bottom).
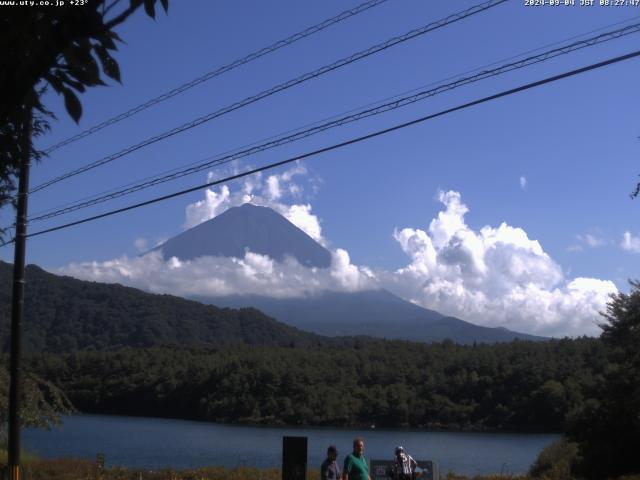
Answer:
xmin=158 ymin=204 xmax=545 ymax=344
xmin=155 ymin=203 xmax=332 ymax=268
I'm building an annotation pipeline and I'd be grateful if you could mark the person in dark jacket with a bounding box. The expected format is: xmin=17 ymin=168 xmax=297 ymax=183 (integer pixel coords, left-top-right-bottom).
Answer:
xmin=321 ymin=445 xmax=341 ymax=480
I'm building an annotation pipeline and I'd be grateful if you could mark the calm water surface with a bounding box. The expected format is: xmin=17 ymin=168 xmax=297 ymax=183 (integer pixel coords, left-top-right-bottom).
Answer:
xmin=23 ymin=414 xmax=559 ymax=476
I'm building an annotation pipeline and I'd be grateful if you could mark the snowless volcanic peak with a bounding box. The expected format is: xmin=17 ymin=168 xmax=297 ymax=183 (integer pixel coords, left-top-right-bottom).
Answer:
xmin=155 ymin=203 xmax=332 ymax=268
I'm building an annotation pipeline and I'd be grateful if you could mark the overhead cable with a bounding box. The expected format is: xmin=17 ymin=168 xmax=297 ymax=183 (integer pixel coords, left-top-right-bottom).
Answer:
xmin=29 ymin=14 xmax=640 ymax=221
xmin=3 ymin=48 xmax=636 ymax=245
xmin=42 ymin=0 xmax=391 ymax=154
xmin=27 ymin=21 xmax=640 ymax=223
xmin=30 ymin=0 xmax=508 ymax=194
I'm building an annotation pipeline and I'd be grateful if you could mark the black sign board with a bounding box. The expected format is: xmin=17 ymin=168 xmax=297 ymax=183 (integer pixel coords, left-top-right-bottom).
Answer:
xmin=96 ymin=453 xmax=105 ymax=470
xmin=283 ymin=436 xmax=307 ymax=480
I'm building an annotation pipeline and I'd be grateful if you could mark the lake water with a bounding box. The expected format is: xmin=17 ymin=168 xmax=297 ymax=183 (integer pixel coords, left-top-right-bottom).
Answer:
xmin=23 ymin=414 xmax=559 ymax=476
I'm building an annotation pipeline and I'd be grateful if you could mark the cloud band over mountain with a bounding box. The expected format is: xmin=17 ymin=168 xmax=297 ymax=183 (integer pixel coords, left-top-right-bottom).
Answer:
xmin=61 ymin=165 xmax=617 ymax=338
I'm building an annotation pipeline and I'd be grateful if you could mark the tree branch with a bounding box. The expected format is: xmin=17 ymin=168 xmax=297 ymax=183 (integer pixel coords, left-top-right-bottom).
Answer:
xmin=103 ymin=3 xmax=140 ymax=31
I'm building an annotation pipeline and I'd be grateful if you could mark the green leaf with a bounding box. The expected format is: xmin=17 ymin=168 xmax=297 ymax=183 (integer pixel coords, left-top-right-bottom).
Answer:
xmin=64 ymin=43 xmax=101 ymax=86
xmin=110 ymin=31 xmax=124 ymax=44
xmin=44 ymin=73 xmax=64 ymax=94
xmin=58 ymin=71 xmax=86 ymax=93
xmin=78 ymin=37 xmax=92 ymax=53
xmin=143 ymin=0 xmax=155 ymax=19
xmin=97 ymin=31 xmax=118 ymax=51
xmin=62 ymin=88 xmax=82 ymax=123
xmin=94 ymin=45 xmax=121 ymax=83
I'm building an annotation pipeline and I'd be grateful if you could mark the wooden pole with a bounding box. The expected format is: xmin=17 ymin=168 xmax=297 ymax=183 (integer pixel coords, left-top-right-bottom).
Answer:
xmin=7 ymin=107 xmax=32 ymax=480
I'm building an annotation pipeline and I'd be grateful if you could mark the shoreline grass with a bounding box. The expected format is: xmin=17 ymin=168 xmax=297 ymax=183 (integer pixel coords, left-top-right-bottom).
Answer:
xmin=0 ymin=451 xmax=530 ymax=480
xmin=3 ymin=451 xmax=639 ymax=480
xmin=0 ymin=453 xmax=531 ymax=480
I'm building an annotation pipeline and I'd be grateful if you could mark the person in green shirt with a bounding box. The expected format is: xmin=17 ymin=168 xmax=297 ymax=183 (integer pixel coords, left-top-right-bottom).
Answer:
xmin=342 ymin=437 xmax=371 ymax=480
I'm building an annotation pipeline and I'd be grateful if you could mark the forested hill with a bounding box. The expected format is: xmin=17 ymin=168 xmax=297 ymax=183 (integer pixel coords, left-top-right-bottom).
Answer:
xmin=24 ymin=338 xmax=607 ymax=431
xmin=0 ymin=261 xmax=346 ymax=352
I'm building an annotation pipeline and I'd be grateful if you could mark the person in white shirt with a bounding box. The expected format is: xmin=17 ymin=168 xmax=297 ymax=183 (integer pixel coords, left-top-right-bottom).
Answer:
xmin=390 ymin=446 xmax=417 ymax=480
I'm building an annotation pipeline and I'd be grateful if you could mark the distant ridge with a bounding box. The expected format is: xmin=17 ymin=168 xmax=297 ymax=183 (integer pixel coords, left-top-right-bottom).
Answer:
xmin=206 ymin=290 xmax=548 ymax=344
xmin=0 ymin=261 xmax=354 ymax=353
xmin=153 ymin=203 xmax=332 ymax=268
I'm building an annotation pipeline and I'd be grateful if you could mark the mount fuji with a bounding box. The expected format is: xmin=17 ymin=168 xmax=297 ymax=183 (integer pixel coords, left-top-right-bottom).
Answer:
xmin=155 ymin=203 xmax=545 ymax=344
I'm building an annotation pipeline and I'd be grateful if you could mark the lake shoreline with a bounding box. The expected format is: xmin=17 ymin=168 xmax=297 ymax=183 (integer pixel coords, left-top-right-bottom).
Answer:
xmin=73 ymin=410 xmax=563 ymax=436
xmin=23 ymin=413 xmax=559 ymax=475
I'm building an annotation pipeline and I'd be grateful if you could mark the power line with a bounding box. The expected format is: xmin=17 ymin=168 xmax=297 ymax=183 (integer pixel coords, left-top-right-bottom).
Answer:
xmin=29 ymin=0 xmax=508 ymax=194
xmin=27 ymin=21 xmax=640 ymax=223
xmin=3 ymin=48 xmax=636 ymax=245
xmin=28 ymin=14 xmax=640 ymax=221
xmin=41 ymin=0 xmax=391 ymax=155
xmin=367 ymin=14 xmax=640 ymax=103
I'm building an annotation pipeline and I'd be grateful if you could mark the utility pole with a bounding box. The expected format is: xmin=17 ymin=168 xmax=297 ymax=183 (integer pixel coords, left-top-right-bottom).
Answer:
xmin=7 ymin=107 xmax=32 ymax=480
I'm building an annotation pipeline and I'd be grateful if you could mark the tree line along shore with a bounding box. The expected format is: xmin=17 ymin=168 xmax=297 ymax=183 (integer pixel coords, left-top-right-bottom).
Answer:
xmin=15 ymin=338 xmax=605 ymax=432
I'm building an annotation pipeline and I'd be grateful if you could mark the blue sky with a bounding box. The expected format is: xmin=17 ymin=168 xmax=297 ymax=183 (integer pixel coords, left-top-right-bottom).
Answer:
xmin=2 ymin=0 xmax=640 ymax=336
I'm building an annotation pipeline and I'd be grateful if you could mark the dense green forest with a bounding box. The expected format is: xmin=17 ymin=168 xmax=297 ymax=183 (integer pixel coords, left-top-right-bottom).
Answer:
xmin=0 ymin=262 xmax=362 ymax=352
xmin=16 ymin=337 xmax=606 ymax=432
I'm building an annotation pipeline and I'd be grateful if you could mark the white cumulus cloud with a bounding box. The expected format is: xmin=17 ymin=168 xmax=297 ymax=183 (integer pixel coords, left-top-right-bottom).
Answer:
xmin=582 ymin=234 xmax=604 ymax=248
xmin=382 ymin=191 xmax=617 ymax=337
xmin=621 ymin=231 xmax=640 ymax=253
xmin=61 ymin=164 xmax=375 ymax=298
xmin=569 ymin=231 xmax=606 ymax=252
xmin=60 ymin=172 xmax=617 ymax=338
xmin=61 ymin=249 xmax=376 ymax=300
xmin=133 ymin=237 xmax=148 ymax=253
xmin=520 ymin=176 xmax=527 ymax=189
xmin=183 ymin=163 xmax=325 ymax=245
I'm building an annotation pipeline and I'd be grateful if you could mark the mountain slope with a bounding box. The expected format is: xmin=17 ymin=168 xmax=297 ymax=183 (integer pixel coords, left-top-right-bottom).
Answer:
xmin=206 ymin=290 xmax=547 ymax=344
xmin=153 ymin=203 xmax=331 ymax=268
xmin=0 ymin=262 xmax=344 ymax=353
xmin=10 ymin=203 xmax=547 ymax=349
xmin=152 ymin=202 xmax=546 ymax=344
